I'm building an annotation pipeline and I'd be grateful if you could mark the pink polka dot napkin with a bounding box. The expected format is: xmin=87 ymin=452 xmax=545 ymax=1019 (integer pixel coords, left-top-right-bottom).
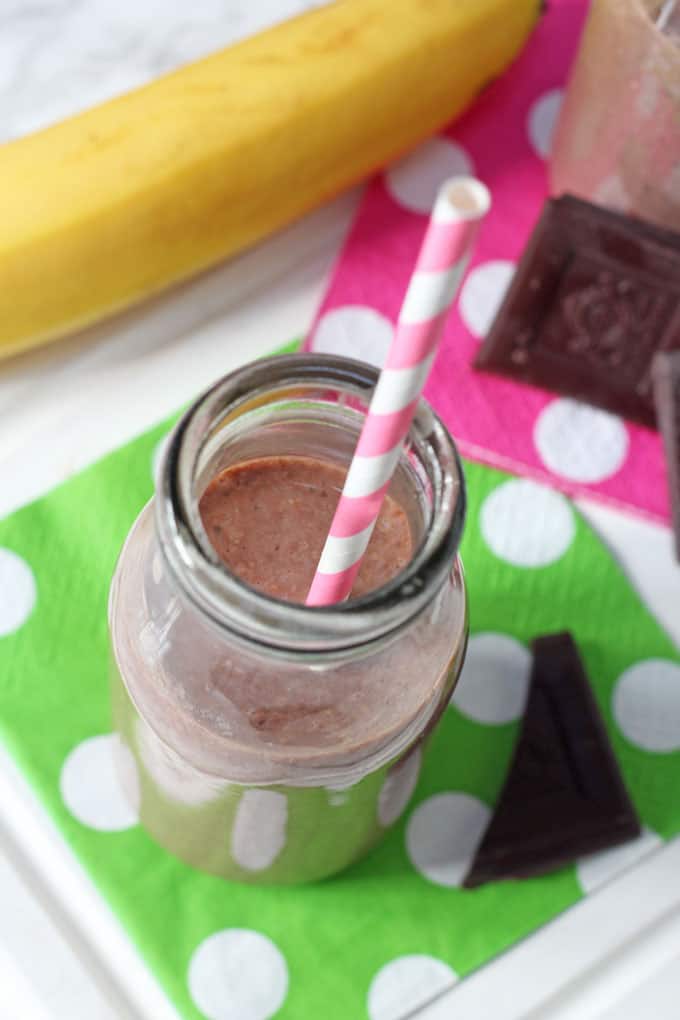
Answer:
xmin=307 ymin=0 xmax=671 ymax=525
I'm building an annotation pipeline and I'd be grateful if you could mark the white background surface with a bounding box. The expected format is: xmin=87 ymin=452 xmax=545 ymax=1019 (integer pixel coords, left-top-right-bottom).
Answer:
xmin=1 ymin=2 xmax=680 ymax=1018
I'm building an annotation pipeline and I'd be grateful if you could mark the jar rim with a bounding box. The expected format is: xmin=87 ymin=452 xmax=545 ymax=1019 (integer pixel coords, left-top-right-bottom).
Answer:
xmin=155 ymin=353 xmax=466 ymax=656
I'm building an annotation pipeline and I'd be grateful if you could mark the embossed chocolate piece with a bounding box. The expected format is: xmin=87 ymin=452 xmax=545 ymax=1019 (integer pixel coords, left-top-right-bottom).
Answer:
xmin=653 ymin=351 xmax=680 ymax=560
xmin=474 ymin=195 xmax=680 ymax=428
xmin=463 ymin=632 xmax=640 ymax=888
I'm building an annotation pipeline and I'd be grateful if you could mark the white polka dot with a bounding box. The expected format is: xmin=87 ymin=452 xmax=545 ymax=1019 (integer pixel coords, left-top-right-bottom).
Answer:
xmin=311 ymin=306 xmax=394 ymax=368
xmin=136 ymin=717 xmax=227 ymax=806
xmin=459 ymin=261 xmax=515 ymax=339
xmin=367 ymin=955 xmax=457 ymax=1020
xmin=60 ymin=734 xmax=139 ymax=831
xmin=406 ymin=792 xmax=491 ymax=887
xmin=534 ymin=399 xmax=629 ymax=483
xmin=151 ymin=433 xmax=171 ymax=485
xmin=527 ymin=88 xmax=564 ymax=159
xmin=386 ymin=138 xmax=474 ymax=214
xmin=378 ymin=746 xmax=422 ymax=826
xmin=231 ymin=790 xmax=288 ymax=872
xmin=0 ymin=549 xmax=36 ymax=637
xmin=188 ymin=929 xmax=288 ymax=1020
xmin=480 ymin=479 xmax=576 ymax=568
xmin=451 ymin=633 xmax=531 ymax=724
xmin=576 ymin=828 xmax=663 ymax=895
xmin=613 ymin=660 xmax=680 ymax=752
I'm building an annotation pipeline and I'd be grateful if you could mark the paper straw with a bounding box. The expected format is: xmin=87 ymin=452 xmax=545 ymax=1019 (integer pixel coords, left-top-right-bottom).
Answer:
xmin=306 ymin=175 xmax=491 ymax=606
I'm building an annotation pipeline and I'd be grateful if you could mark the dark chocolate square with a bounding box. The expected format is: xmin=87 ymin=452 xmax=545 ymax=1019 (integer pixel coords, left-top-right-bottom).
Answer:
xmin=474 ymin=195 xmax=680 ymax=428
xmin=463 ymin=632 xmax=640 ymax=888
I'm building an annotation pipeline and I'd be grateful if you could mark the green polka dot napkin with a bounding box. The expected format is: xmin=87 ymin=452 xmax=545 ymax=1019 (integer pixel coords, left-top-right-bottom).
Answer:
xmin=1 ymin=388 xmax=679 ymax=1020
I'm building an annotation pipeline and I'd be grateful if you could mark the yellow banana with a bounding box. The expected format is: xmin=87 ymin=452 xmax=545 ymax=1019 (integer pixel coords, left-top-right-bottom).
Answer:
xmin=0 ymin=0 xmax=540 ymax=359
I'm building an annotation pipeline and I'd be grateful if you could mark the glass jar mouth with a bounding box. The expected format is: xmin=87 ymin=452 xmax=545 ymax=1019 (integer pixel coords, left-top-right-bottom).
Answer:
xmin=155 ymin=353 xmax=466 ymax=655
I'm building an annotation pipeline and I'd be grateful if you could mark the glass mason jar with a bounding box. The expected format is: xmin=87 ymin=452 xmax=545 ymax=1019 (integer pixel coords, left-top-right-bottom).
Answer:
xmin=108 ymin=354 xmax=468 ymax=884
xmin=550 ymin=0 xmax=680 ymax=230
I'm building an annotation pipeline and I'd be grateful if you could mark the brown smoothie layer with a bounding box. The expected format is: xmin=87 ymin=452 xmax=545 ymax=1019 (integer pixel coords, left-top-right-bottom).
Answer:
xmin=199 ymin=455 xmax=413 ymax=602
xmin=113 ymin=457 xmax=464 ymax=788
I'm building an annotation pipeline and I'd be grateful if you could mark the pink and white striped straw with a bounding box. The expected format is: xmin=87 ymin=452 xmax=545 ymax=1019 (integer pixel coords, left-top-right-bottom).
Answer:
xmin=306 ymin=175 xmax=490 ymax=607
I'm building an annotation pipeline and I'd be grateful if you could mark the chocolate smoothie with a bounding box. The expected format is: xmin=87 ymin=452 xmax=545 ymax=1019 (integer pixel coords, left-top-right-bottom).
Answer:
xmin=111 ymin=456 xmax=465 ymax=883
xmin=198 ymin=455 xmax=412 ymax=602
xmin=109 ymin=359 xmax=468 ymax=884
xmin=110 ymin=452 xmax=465 ymax=882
